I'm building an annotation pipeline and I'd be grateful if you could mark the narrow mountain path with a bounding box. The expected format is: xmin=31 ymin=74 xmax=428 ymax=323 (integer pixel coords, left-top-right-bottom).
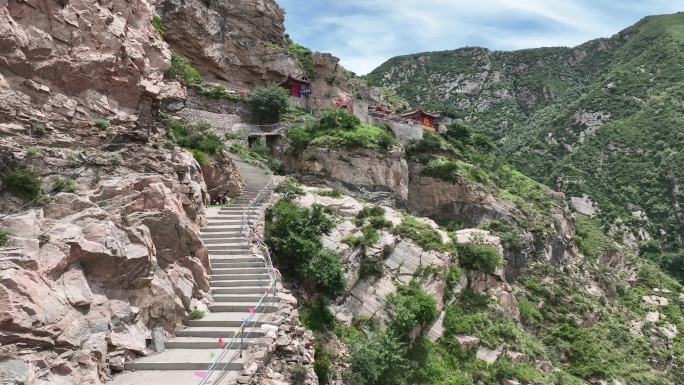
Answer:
xmin=110 ymin=157 xmax=277 ymax=385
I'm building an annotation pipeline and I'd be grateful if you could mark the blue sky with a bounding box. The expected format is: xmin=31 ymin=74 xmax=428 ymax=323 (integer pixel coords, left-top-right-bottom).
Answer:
xmin=275 ymin=0 xmax=683 ymax=74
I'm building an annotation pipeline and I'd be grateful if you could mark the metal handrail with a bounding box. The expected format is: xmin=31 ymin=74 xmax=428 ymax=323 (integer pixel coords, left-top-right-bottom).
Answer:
xmin=196 ymin=169 xmax=277 ymax=385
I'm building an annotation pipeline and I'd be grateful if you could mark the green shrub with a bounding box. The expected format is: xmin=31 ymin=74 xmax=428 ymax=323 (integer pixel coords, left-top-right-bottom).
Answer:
xmin=27 ymin=147 xmax=38 ymax=157
xmin=313 ymin=340 xmax=333 ymax=385
xmin=250 ymin=86 xmax=290 ymax=123
xmin=66 ymin=153 xmax=79 ymax=168
xmin=36 ymin=195 xmax=53 ymax=206
xmin=356 ymin=205 xmax=385 ymax=221
xmin=422 ymin=158 xmax=461 ymax=181
xmin=286 ymin=35 xmax=315 ymax=80
xmin=94 ymin=119 xmax=110 ymax=130
xmin=167 ymin=51 xmax=202 ymax=85
xmin=274 ymin=176 xmax=304 ymax=197
xmin=285 ymin=107 xmax=399 ymax=154
xmin=1 ymin=168 xmax=41 ymax=200
xmin=385 ymin=284 xmax=439 ymax=339
xmin=53 ymin=177 xmax=78 ymax=193
xmin=34 ymin=124 xmax=47 ymax=136
xmin=341 ymin=236 xmax=363 ymax=247
xmin=299 ymin=299 xmax=336 ymax=332
xmin=167 ymin=120 xmax=223 ymax=155
xmin=187 ymin=148 xmax=210 ymax=165
xmin=304 ymin=151 xmax=319 ymax=162
xmin=37 ymin=233 xmax=50 ymax=243
xmin=359 ymin=258 xmax=384 ymax=279
xmin=348 ymin=331 xmax=407 ymax=385
xmin=108 ymin=155 xmax=121 ymax=166
xmin=290 ymin=365 xmax=307 ymax=384
xmin=314 ymin=188 xmax=343 ymax=198
xmin=302 ymin=249 xmax=346 ymax=297
xmin=457 ymin=242 xmax=502 ymax=274
xmin=189 ymin=310 xmax=204 ymax=320
xmin=0 ymin=229 xmax=10 ymax=246
xmin=151 ymin=15 xmax=164 ymax=36
xmin=360 ymin=225 xmax=379 ymax=246
xmin=266 ymin=198 xmax=342 ymax=298
xmin=393 ymin=216 xmax=448 ymax=252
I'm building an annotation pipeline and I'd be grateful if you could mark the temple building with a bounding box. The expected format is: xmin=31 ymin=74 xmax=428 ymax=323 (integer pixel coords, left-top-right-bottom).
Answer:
xmin=278 ymin=74 xmax=311 ymax=98
xmin=400 ymin=108 xmax=441 ymax=131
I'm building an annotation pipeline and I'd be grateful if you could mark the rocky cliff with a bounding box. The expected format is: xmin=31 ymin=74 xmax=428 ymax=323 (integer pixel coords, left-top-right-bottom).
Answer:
xmin=0 ymin=0 xmax=168 ymax=128
xmin=155 ymin=0 xmax=302 ymax=85
xmin=267 ymin=183 xmax=684 ymax=385
xmin=0 ymin=147 xmax=225 ymax=384
xmin=366 ymin=13 xmax=684 ymax=268
xmin=285 ymin=146 xmax=409 ymax=207
xmin=0 ymin=0 xmax=246 ymax=382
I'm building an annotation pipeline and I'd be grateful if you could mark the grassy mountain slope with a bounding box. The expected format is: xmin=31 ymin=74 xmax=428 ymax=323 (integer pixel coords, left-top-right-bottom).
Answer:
xmin=366 ymin=12 xmax=684 ymax=271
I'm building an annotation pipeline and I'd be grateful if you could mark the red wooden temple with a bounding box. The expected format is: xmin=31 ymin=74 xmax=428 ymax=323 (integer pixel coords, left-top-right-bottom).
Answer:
xmin=400 ymin=108 xmax=440 ymax=128
xmin=278 ymin=75 xmax=311 ymax=98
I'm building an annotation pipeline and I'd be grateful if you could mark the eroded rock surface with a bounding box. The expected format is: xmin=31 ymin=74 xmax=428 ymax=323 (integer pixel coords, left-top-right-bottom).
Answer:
xmin=156 ymin=0 xmax=300 ymax=84
xmin=0 ymin=149 xmax=220 ymax=384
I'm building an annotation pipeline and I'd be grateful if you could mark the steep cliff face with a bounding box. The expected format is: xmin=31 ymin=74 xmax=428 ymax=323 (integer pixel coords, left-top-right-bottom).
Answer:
xmin=307 ymin=53 xmax=394 ymax=111
xmin=285 ymin=146 xmax=409 ymax=207
xmin=0 ymin=149 xmax=219 ymax=384
xmin=155 ymin=0 xmax=301 ymax=84
xmin=0 ymin=0 xmax=169 ymax=127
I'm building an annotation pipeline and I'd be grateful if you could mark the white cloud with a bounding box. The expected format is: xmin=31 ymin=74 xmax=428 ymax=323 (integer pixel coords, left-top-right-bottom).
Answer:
xmin=278 ymin=0 xmax=683 ymax=74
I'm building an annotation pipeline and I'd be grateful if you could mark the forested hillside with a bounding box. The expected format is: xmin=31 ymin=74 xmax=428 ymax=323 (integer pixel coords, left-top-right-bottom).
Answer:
xmin=367 ymin=13 xmax=684 ymax=279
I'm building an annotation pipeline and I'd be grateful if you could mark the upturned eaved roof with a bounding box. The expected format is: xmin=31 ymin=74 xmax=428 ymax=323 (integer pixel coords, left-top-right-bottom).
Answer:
xmin=400 ymin=107 xmax=440 ymax=119
xmin=278 ymin=74 xmax=311 ymax=87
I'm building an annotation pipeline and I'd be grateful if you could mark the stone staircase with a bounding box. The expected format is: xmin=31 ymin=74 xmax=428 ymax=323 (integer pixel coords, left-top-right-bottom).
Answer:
xmin=110 ymin=158 xmax=277 ymax=385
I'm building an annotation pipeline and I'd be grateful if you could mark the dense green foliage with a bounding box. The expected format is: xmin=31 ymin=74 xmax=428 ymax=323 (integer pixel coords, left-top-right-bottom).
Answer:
xmin=1 ymin=168 xmax=41 ymax=200
xmin=456 ymin=243 xmax=502 ymax=274
xmin=0 ymin=229 xmax=10 ymax=246
xmin=286 ymin=108 xmax=399 ymax=154
xmin=384 ymin=284 xmax=439 ymax=339
xmin=167 ymin=120 xmax=223 ymax=155
xmin=285 ymin=34 xmax=315 ymax=80
xmin=393 ymin=215 xmax=450 ymax=252
xmin=53 ymin=177 xmax=78 ymax=193
xmin=265 ymin=197 xmax=344 ymax=297
xmin=151 ymin=15 xmax=164 ymax=36
xmin=167 ymin=51 xmax=202 ymax=84
xmin=407 ymin=126 xmax=556 ymax=217
xmin=369 ymin=13 xmax=684 ymax=277
xmin=250 ymin=86 xmax=290 ymax=123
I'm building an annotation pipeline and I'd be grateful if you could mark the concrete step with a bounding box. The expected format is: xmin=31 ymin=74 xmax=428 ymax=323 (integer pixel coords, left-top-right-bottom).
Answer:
xmin=210 ymin=286 xmax=272 ymax=295
xmin=124 ymin=349 xmax=245 ymax=371
xmin=208 ymin=302 xmax=278 ymax=313
xmin=177 ymin=327 xmax=265 ymax=339
xmin=207 ymin=245 xmax=250 ymax=254
xmin=108 ymin=370 xmax=237 ymax=385
xmin=210 ymin=280 xmax=271 ymax=288
xmin=211 ymin=261 xmax=265 ymax=269
xmin=201 ymin=232 xmax=246 ymax=239
xmin=211 ymin=267 xmax=270 ymax=275
xmin=188 ymin=312 xmax=272 ymax=327
xmin=212 ymin=294 xmax=280 ymax=303
xmin=202 ymin=227 xmax=242 ymax=234
xmin=205 ymin=221 xmax=247 ymax=227
xmin=209 ymin=256 xmax=264 ymax=264
xmin=203 ymin=239 xmax=249 ymax=245
xmin=211 ymin=273 xmax=270 ymax=281
xmin=166 ymin=337 xmax=265 ymax=350
xmin=208 ymin=249 xmax=251 ymax=256
xmin=205 ymin=217 xmax=244 ymax=222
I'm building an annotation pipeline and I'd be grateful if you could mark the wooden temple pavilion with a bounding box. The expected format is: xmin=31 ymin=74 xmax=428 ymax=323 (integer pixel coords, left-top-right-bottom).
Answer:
xmin=400 ymin=108 xmax=440 ymax=131
xmin=278 ymin=74 xmax=311 ymax=98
